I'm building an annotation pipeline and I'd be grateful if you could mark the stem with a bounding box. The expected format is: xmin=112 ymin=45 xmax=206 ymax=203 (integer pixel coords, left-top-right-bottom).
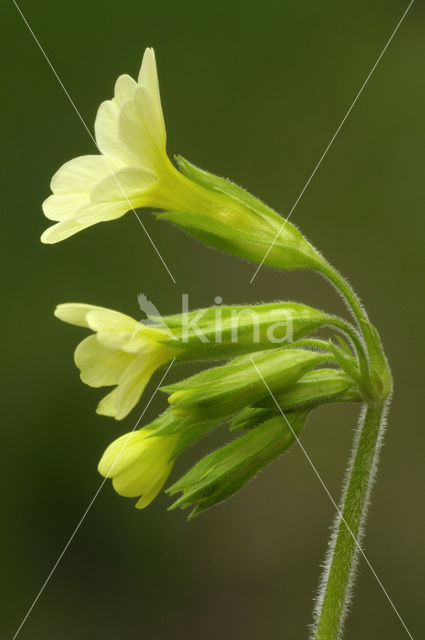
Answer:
xmin=311 ymin=400 xmax=388 ymax=640
xmin=319 ymin=262 xmax=370 ymax=330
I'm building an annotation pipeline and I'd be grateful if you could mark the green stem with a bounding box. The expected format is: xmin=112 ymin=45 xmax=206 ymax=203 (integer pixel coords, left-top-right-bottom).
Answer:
xmin=319 ymin=262 xmax=370 ymax=330
xmin=312 ymin=400 xmax=388 ymax=640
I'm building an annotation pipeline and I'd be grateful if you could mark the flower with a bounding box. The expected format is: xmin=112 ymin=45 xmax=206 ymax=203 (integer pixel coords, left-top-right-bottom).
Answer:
xmin=98 ymin=428 xmax=179 ymax=508
xmin=55 ymin=303 xmax=178 ymax=419
xmin=41 ymin=48 xmax=187 ymax=243
xmin=41 ymin=48 xmax=323 ymax=272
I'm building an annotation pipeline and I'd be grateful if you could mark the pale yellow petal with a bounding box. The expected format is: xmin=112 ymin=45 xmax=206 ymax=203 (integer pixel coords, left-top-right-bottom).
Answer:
xmin=75 ymin=200 xmax=130 ymax=225
xmin=94 ymin=100 xmax=136 ymax=165
xmin=124 ymin=323 xmax=172 ymax=354
xmin=54 ymin=303 xmax=107 ymax=327
xmin=40 ymin=217 xmax=95 ymax=244
xmin=135 ymin=86 xmax=166 ymax=150
xmin=112 ymin=461 xmax=170 ymax=499
xmin=42 ymin=193 xmax=89 ymax=221
xmin=111 ymin=432 xmax=175 ymax=498
xmin=134 ymin=471 xmax=171 ymax=508
xmin=137 ymin=48 xmax=166 ymax=143
xmin=114 ymin=74 xmax=137 ymax=106
xmin=118 ymin=94 xmax=162 ymax=170
xmin=84 ymin=308 xmax=139 ymax=351
xmin=96 ymin=387 xmax=120 ymax=418
xmin=89 ymin=166 xmax=158 ymax=204
xmin=74 ymin=335 xmax=135 ymax=387
xmin=98 ymin=430 xmax=149 ymax=478
xmin=114 ymin=353 xmax=157 ymax=420
xmin=50 ymin=155 xmax=114 ymax=194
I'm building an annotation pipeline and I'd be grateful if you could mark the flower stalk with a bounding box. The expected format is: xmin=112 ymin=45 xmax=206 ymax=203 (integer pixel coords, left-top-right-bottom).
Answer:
xmin=311 ymin=401 xmax=389 ymax=640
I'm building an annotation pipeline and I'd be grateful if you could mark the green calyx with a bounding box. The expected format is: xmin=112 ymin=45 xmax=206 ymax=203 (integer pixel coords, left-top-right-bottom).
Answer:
xmin=256 ymin=368 xmax=360 ymax=413
xmin=163 ymin=347 xmax=328 ymax=419
xmin=153 ymin=301 xmax=332 ymax=358
xmin=167 ymin=412 xmax=308 ymax=518
xmin=156 ymin=156 xmax=325 ymax=271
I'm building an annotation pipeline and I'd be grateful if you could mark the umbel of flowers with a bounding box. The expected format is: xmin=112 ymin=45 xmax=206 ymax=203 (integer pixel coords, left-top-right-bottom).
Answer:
xmin=44 ymin=47 xmax=393 ymax=640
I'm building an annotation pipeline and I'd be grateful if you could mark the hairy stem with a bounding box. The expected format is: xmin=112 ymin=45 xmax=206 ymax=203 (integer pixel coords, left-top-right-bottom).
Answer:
xmin=311 ymin=400 xmax=388 ymax=640
xmin=319 ymin=262 xmax=370 ymax=342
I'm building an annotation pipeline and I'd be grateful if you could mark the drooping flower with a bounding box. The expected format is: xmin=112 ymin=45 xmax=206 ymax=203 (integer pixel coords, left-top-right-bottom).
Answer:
xmin=41 ymin=48 xmax=185 ymax=243
xmin=55 ymin=303 xmax=178 ymax=419
xmin=98 ymin=428 xmax=179 ymax=508
xmin=41 ymin=49 xmax=323 ymax=272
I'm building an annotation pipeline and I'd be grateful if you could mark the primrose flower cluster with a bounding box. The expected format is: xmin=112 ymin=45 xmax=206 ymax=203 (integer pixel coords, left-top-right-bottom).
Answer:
xmin=45 ymin=49 xmax=369 ymax=516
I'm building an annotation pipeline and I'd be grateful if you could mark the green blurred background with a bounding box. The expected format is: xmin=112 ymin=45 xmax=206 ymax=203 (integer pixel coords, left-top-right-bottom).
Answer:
xmin=3 ymin=0 xmax=424 ymax=638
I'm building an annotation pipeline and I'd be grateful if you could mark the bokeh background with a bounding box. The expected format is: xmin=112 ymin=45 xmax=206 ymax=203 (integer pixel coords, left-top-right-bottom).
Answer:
xmin=2 ymin=1 xmax=424 ymax=638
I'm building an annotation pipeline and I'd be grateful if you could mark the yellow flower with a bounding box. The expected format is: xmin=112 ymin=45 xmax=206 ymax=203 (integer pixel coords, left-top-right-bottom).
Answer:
xmin=41 ymin=48 xmax=181 ymax=243
xmin=98 ymin=429 xmax=179 ymax=508
xmin=55 ymin=303 xmax=178 ymax=419
xmin=41 ymin=48 xmax=267 ymax=245
xmin=41 ymin=48 xmax=323 ymax=273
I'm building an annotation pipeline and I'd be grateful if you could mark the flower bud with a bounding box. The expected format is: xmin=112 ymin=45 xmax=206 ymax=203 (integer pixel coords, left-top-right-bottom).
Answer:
xmin=168 ymin=412 xmax=308 ymax=518
xmin=98 ymin=427 xmax=179 ymax=508
xmin=258 ymin=368 xmax=360 ymax=412
xmin=164 ymin=348 xmax=326 ymax=419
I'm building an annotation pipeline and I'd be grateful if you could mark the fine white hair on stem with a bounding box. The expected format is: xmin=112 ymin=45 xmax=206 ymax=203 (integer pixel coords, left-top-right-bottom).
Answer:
xmin=310 ymin=401 xmax=389 ymax=639
xmin=319 ymin=263 xmax=369 ymax=328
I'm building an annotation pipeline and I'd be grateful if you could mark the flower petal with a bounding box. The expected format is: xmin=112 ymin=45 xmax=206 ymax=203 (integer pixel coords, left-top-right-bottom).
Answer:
xmin=112 ymin=460 xmax=171 ymax=499
xmin=75 ymin=200 xmax=130 ymax=225
xmin=94 ymin=100 xmax=137 ymax=165
xmin=98 ymin=430 xmax=148 ymax=478
xmin=96 ymin=387 xmax=120 ymax=418
xmin=84 ymin=308 xmax=140 ymax=350
xmin=134 ymin=476 xmax=168 ymax=508
xmin=89 ymin=166 xmax=158 ymax=204
xmin=54 ymin=303 xmax=107 ymax=327
xmin=113 ymin=353 xmax=156 ymax=419
xmin=75 ymin=335 xmax=135 ymax=387
xmin=118 ymin=91 xmax=164 ymax=171
xmin=40 ymin=217 xmax=96 ymax=244
xmin=137 ymin=48 xmax=166 ymax=144
xmin=135 ymin=86 xmax=166 ymax=150
xmin=50 ymin=155 xmax=114 ymax=194
xmin=42 ymin=193 xmax=89 ymax=221
xmin=114 ymin=73 xmax=137 ymax=106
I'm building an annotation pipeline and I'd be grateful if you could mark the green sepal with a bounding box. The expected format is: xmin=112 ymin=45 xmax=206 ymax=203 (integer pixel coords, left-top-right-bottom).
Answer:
xmin=155 ymin=156 xmax=324 ymax=271
xmin=230 ymin=406 xmax=276 ymax=431
xmin=359 ymin=319 xmax=392 ymax=399
xmin=146 ymin=410 xmax=221 ymax=459
xmin=257 ymin=368 xmax=360 ymax=412
xmin=167 ymin=412 xmax=308 ymax=518
xmin=175 ymin=155 xmax=283 ymax=228
xmin=157 ymin=209 xmax=320 ymax=270
xmin=334 ymin=335 xmax=353 ymax=357
xmin=327 ymin=340 xmax=363 ymax=387
xmin=152 ymin=302 xmax=332 ymax=358
xmin=163 ymin=348 xmax=326 ymax=419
